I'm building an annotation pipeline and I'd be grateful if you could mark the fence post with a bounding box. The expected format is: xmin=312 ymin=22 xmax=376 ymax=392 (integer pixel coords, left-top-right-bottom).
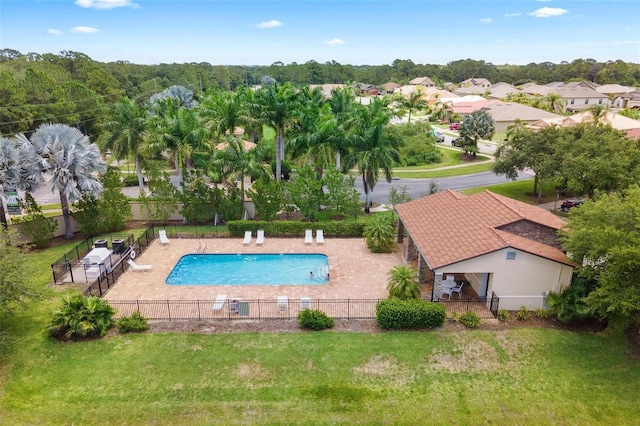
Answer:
xmin=167 ymin=300 xmax=171 ymax=321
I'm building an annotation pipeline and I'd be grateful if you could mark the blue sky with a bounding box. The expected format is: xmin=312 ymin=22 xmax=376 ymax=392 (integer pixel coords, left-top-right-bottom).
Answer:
xmin=1 ymin=0 xmax=639 ymax=66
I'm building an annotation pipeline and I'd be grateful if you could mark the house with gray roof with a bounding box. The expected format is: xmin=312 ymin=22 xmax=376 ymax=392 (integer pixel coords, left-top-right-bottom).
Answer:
xmin=460 ymin=78 xmax=491 ymax=88
xmin=409 ymin=77 xmax=436 ymax=87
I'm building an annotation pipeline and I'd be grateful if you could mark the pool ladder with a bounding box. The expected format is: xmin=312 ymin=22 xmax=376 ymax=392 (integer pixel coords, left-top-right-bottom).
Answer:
xmin=197 ymin=241 xmax=207 ymax=254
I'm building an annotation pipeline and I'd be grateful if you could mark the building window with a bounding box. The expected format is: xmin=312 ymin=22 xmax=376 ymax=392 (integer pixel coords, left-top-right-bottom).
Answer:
xmin=584 ymin=99 xmax=589 ymax=104
xmin=599 ymin=99 xmax=603 ymax=104
xmin=506 ymin=251 xmax=516 ymax=260
xmin=570 ymin=99 xmax=575 ymax=105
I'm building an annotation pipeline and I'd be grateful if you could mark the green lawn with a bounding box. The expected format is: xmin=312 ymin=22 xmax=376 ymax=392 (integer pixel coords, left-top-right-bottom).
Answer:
xmin=460 ymin=179 xmax=560 ymax=204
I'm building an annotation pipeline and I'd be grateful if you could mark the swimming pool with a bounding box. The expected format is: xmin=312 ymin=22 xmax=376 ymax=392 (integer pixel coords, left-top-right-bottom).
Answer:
xmin=166 ymin=253 xmax=330 ymax=286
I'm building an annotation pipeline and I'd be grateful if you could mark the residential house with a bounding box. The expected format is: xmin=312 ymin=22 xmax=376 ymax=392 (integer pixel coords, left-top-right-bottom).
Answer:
xmin=482 ymin=102 xmax=563 ymax=132
xmin=380 ymin=82 xmax=400 ymax=94
xmin=595 ymin=84 xmax=636 ymax=100
xmin=459 ymin=78 xmax=492 ymax=88
xmin=353 ymin=83 xmax=378 ymax=96
xmin=485 ymin=82 xmax=521 ymax=100
xmin=308 ymin=83 xmax=347 ymax=98
xmin=526 ymin=111 xmax=640 ymax=137
xmin=615 ymin=90 xmax=640 ymax=109
xmin=395 ymin=190 xmax=574 ymax=310
xmin=409 ymin=76 xmax=436 ymax=87
xmin=450 ymin=99 xmax=497 ymax=116
xmin=558 ymin=86 xmax=610 ymax=112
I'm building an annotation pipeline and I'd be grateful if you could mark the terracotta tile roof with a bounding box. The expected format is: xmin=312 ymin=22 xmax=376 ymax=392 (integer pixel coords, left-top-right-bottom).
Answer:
xmin=395 ymin=189 xmax=571 ymax=269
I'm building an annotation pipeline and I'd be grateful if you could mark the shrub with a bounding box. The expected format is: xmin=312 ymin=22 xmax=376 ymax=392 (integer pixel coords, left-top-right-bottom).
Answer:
xmin=459 ymin=311 xmax=481 ymax=328
xmin=363 ymin=214 xmax=396 ymax=253
xmin=298 ymin=309 xmax=335 ymax=330
xmin=545 ymin=275 xmax=596 ymax=323
xmin=121 ymin=174 xmax=140 ymax=187
xmin=497 ymin=309 xmax=510 ymax=322
xmin=17 ymin=193 xmax=57 ymax=248
xmin=375 ymin=299 xmax=446 ymax=330
xmin=47 ymin=295 xmax=116 ymax=339
xmin=226 ymin=220 xmax=365 ymax=237
xmin=515 ymin=306 xmax=531 ymax=321
xmin=117 ymin=311 xmax=149 ymax=333
xmin=535 ymin=308 xmax=550 ymax=319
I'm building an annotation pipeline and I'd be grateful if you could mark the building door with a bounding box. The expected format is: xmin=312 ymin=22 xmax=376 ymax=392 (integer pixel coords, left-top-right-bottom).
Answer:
xmin=479 ymin=273 xmax=489 ymax=298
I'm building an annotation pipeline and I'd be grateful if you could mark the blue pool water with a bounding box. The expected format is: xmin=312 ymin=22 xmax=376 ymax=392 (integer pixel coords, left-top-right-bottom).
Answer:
xmin=166 ymin=253 xmax=330 ymax=286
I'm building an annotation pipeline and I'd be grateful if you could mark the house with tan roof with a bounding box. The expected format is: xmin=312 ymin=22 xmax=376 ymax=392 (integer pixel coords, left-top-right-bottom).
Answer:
xmin=460 ymin=78 xmax=491 ymax=88
xmin=615 ymin=90 xmax=640 ymax=109
xmin=395 ymin=190 xmax=574 ymax=310
xmin=482 ymin=102 xmax=563 ymax=132
xmin=380 ymin=82 xmax=400 ymax=94
xmin=409 ymin=77 xmax=436 ymax=87
xmin=559 ymin=86 xmax=610 ymax=112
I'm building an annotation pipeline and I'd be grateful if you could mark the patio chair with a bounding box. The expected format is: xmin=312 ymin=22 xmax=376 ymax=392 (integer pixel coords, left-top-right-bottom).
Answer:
xmin=213 ymin=294 xmax=227 ymax=311
xmin=300 ymin=297 xmax=312 ymax=310
xmin=440 ymin=285 xmax=454 ymax=300
xmin=315 ymin=229 xmax=324 ymax=244
xmin=304 ymin=229 xmax=313 ymax=245
xmin=452 ymin=281 xmax=465 ymax=298
xmin=242 ymin=230 xmax=252 ymax=245
xmin=159 ymin=229 xmax=170 ymax=245
xmin=256 ymin=229 xmax=265 ymax=246
xmin=445 ymin=274 xmax=455 ymax=282
xmin=277 ymin=295 xmax=289 ymax=312
xmin=127 ymin=259 xmax=153 ymax=272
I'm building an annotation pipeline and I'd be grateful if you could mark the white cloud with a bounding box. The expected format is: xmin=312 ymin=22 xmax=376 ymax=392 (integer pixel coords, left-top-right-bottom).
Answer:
xmin=479 ymin=18 xmax=493 ymax=24
xmin=75 ymin=0 xmax=139 ymax=9
xmin=505 ymin=12 xmax=522 ymax=17
xmin=528 ymin=7 xmax=568 ymax=18
xmin=47 ymin=29 xmax=63 ymax=35
xmin=325 ymin=38 xmax=346 ymax=45
xmin=255 ymin=20 xmax=283 ymax=29
xmin=71 ymin=26 xmax=100 ymax=34
xmin=538 ymin=0 xmax=552 ymax=2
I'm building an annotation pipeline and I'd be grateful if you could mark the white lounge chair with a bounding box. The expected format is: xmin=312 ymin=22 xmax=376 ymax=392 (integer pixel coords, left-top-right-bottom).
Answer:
xmin=127 ymin=259 xmax=152 ymax=272
xmin=256 ymin=229 xmax=265 ymax=246
xmin=304 ymin=229 xmax=313 ymax=245
xmin=452 ymin=282 xmax=465 ymax=298
xmin=277 ymin=296 xmax=289 ymax=311
xmin=159 ymin=229 xmax=170 ymax=245
xmin=213 ymin=294 xmax=227 ymax=311
xmin=242 ymin=230 xmax=252 ymax=245
xmin=300 ymin=297 xmax=311 ymax=310
xmin=315 ymin=229 xmax=324 ymax=244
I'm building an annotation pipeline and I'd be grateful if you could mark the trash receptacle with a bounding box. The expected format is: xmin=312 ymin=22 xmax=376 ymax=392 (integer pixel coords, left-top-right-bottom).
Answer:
xmin=112 ymin=239 xmax=125 ymax=254
xmin=94 ymin=239 xmax=108 ymax=248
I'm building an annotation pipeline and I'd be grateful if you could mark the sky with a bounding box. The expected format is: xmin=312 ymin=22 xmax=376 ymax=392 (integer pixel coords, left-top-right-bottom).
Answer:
xmin=1 ymin=0 xmax=639 ymax=66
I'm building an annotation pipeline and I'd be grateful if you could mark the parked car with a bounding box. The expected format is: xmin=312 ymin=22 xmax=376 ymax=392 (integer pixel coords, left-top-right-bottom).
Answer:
xmin=433 ymin=130 xmax=445 ymax=143
xmin=560 ymin=200 xmax=583 ymax=212
xmin=449 ymin=122 xmax=460 ymax=130
xmin=451 ymin=137 xmax=462 ymax=147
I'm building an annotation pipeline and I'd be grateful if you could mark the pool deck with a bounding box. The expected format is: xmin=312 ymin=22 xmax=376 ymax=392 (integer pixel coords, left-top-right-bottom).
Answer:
xmin=104 ymin=237 xmax=405 ymax=302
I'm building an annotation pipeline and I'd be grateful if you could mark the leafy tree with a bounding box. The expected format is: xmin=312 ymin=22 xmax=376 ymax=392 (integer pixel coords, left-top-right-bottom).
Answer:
xmin=47 ymin=294 xmax=116 ymax=339
xmin=387 ymin=265 xmax=421 ymax=299
xmin=458 ymin=110 xmax=495 ymax=156
xmin=180 ymin=170 xmax=222 ymax=223
xmin=388 ymin=185 xmax=412 ymax=220
xmin=323 ymin=167 xmax=360 ymax=215
xmin=250 ymin=177 xmax=284 ymax=221
xmin=17 ymin=193 xmax=57 ymax=248
xmin=138 ymin=162 xmax=179 ymax=222
xmin=286 ymin=165 xmax=324 ymax=221
xmin=343 ymin=99 xmax=401 ymax=213
xmin=97 ymin=167 xmax=132 ymax=233
xmin=0 ymin=227 xmax=35 ymax=316
xmin=560 ymin=186 xmax=640 ymax=325
xmin=363 ymin=213 xmax=396 ymax=253
xmin=27 ymin=124 xmax=106 ymax=239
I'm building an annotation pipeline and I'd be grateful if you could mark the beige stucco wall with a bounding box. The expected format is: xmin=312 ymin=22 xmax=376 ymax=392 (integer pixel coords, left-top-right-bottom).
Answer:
xmin=436 ymin=247 xmax=573 ymax=310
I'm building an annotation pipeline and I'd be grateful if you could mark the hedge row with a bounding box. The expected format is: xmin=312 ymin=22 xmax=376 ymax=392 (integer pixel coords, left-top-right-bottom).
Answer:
xmin=375 ymin=298 xmax=447 ymax=330
xmin=226 ymin=220 xmax=365 ymax=237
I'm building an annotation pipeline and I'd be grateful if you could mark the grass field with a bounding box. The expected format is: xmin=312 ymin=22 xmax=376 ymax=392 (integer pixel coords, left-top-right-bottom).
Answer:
xmin=460 ymin=179 xmax=560 ymax=204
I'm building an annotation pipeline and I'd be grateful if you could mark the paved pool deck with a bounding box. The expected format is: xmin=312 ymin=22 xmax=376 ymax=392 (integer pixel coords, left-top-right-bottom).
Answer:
xmin=104 ymin=236 xmax=406 ymax=302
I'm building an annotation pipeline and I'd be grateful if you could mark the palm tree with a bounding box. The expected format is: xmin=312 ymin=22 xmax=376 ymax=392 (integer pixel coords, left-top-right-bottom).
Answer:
xmin=505 ymin=118 xmax=527 ymax=142
xmin=258 ymin=82 xmax=298 ymax=181
xmin=363 ymin=213 xmax=396 ymax=252
xmin=586 ymin=104 xmax=610 ymax=126
xmin=210 ymin=137 xmax=270 ymax=212
xmin=403 ymin=89 xmax=427 ymax=123
xmin=344 ymin=99 xmax=401 ymax=213
xmin=328 ymin=87 xmax=357 ymax=168
xmin=387 ymin=265 xmax=421 ymax=300
xmin=458 ymin=110 xmax=496 ymax=157
xmin=0 ymin=136 xmax=39 ymax=227
xmin=28 ymin=123 xmax=106 ymax=239
xmin=199 ymin=89 xmax=243 ymax=139
xmin=543 ymin=92 xmax=566 ymax=115
xmin=100 ymin=98 xmax=148 ymax=189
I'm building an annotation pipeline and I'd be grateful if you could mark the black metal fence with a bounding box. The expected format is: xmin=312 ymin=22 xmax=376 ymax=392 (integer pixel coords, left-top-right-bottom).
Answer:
xmin=106 ymin=296 xmax=499 ymax=321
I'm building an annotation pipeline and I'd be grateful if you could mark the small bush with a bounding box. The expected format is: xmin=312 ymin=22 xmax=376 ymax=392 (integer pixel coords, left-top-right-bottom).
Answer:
xmin=459 ymin=311 xmax=481 ymax=329
xmin=47 ymin=295 xmax=115 ymax=340
xmin=516 ymin=306 xmax=531 ymax=321
xmin=117 ymin=311 xmax=149 ymax=333
xmin=497 ymin=309 xmax=510 ymax=322
xmin=375 ymin=299 xmax=446 ymax=330
xmin=535 ymin=308 xmax=550 ymax=319
xmin=298 ymin=309 xmax=335 ymax=330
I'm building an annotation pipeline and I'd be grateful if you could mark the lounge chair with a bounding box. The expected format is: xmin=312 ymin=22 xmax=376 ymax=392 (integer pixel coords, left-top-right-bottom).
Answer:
xmin=277 ymin=295 xmax=289 ymax=312
xmin=256 ymin=229 xmax=265 ymax=246
xmin=315 ymin=229 xmax=324 ymax=244
xmin=242 ymin=230 xmax=252 ymax=245
xmin=300 ymin=297 xmax=312 ymax=310
xmin=159 ymin=229 xmax=170 ymax=245
xmin=127 ymin=259 xmax=152 ymax=272
xmin=213 ymin=294 xmax=227 ymax=311
xmin=304 ymin=229 xmax=313 ymax=245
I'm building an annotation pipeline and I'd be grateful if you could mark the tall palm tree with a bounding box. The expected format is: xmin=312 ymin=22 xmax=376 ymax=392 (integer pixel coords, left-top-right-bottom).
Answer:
xmin=505 ymin=118 xmax=527 ymax=142
xmin=586 ymin=104 xmax=610 ymax=126
xmin=0 ymin=136 xmax=39 ymax=227
xmin=100 ymin=97 xmax=148 ymax=189
xmin=199 ymin=89 xmax=243 ymax=139
xmin=258 ymin=82 xmax=298 ymax=181
xmin=543 ymin=93 xmax=566 ymax=115
xmin=403 ymin=89 xmax=427 ymax=123
xmin=328 ymin=87 xmax=357 ymax=168
xmin=344 ymin=99 xmax=401 ymax=213
xmin=387 ymin=265 xmax=421 ymax=300
xmin=28 ymin=123 xmax=106 ymax=239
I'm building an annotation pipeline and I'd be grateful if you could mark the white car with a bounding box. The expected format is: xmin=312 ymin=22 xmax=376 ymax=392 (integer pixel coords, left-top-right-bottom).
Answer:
xmin=433 ymin=130 xmax=445 ymax=143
